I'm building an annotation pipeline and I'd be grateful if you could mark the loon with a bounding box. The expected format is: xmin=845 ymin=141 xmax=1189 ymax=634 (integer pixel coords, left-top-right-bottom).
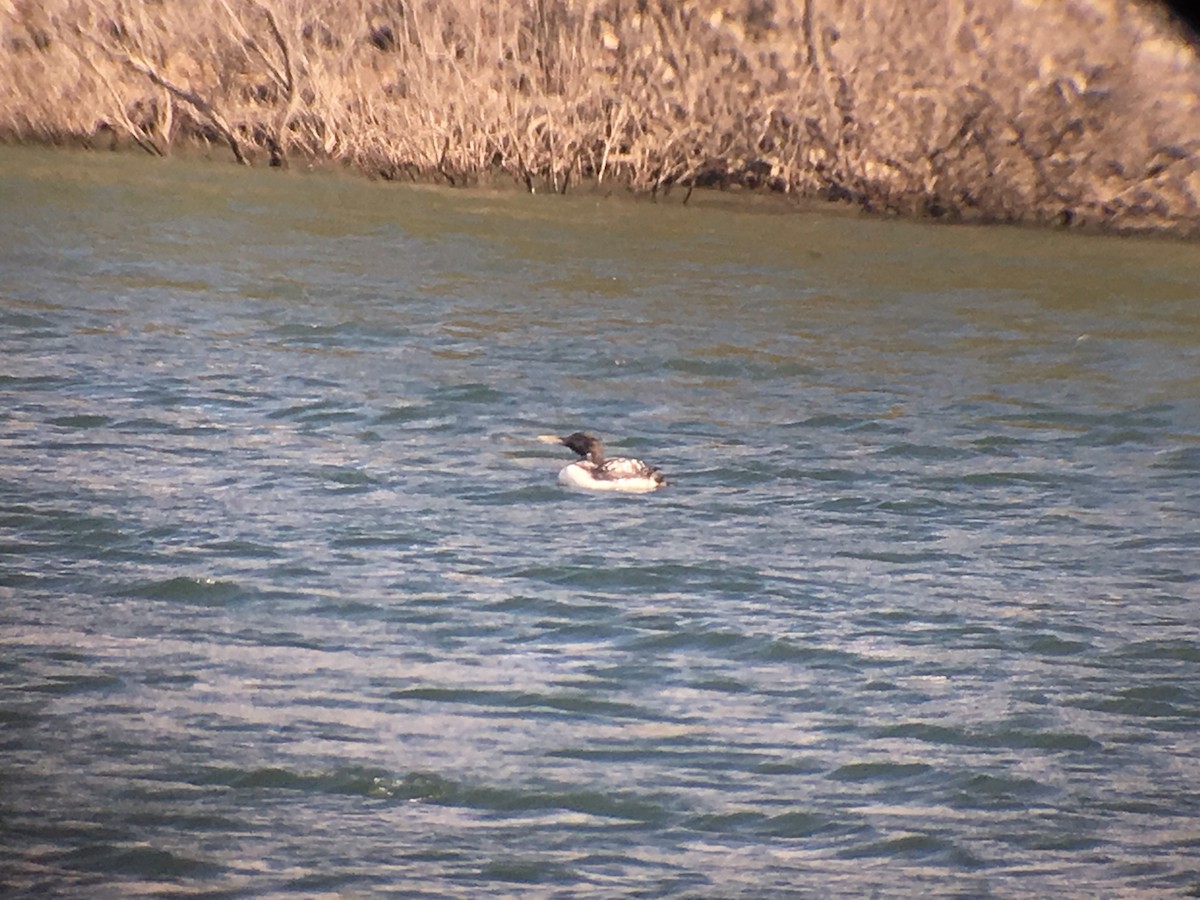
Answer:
xmin=538 ymin=432 xmax=667 ymax=493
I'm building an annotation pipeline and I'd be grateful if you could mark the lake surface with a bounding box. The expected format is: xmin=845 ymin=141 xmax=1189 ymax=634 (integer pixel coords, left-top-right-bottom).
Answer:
xmin=1 ymin=145 xmax=1198 ymax=897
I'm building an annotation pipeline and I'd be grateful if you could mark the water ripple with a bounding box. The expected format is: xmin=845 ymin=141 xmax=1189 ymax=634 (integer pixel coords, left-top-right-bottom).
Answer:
xmin=2 ymin=147 xmax=1199 ymax=897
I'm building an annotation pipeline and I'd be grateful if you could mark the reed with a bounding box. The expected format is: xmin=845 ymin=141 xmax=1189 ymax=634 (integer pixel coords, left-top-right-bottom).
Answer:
xmin=2 ymin=0 xmax=1198 ymax=233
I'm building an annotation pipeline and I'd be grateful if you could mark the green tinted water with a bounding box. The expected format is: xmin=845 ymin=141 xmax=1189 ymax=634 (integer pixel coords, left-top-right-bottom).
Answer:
xmin=2 ymin=145 xmax=1198 ymax=896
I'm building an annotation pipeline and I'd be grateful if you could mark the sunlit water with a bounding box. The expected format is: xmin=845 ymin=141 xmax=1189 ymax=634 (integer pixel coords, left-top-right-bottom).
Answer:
xmin=2 ymin=146 xmax=1199 ymax=897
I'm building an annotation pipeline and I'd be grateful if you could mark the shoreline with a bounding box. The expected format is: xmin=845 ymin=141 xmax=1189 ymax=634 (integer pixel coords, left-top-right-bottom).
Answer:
xmin=6 ymin=137 xmax=1200 ymax=246
xmin=4 ymin=0 xmax=1199 ymax=238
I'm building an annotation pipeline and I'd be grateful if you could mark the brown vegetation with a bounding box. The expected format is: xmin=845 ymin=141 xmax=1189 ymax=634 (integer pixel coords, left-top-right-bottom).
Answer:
xmin=2 ymin=0 xmax=1199 ymax=234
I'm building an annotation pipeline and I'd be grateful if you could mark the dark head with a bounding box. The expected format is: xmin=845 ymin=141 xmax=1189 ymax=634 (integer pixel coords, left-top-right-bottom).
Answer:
xmin=560 ymin=431 xmax=604 ymax=464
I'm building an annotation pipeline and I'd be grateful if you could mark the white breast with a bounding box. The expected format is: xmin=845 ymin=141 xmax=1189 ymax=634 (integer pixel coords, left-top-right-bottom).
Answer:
xmin=558 ymin=461 xmax=662 ymax=493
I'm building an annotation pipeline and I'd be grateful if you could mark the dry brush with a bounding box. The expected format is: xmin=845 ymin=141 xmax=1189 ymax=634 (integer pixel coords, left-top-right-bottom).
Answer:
xmin=2 ymin=0 xmax=1198 ymax=234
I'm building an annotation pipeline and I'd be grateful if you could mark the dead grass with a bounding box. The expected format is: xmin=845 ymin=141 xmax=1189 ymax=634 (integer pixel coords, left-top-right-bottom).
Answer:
xmin=2 ymin=0 xmax=1198 ymax=233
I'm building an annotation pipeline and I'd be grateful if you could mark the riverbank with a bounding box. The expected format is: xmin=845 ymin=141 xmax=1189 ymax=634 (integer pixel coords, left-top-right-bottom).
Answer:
xmin=4 ymin=0 xmax=1199 ymax=235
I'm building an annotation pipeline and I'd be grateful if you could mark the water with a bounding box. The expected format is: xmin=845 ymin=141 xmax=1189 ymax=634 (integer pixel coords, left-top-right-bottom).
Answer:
xmin=1 ymin=145 xmax=1199 ymax=897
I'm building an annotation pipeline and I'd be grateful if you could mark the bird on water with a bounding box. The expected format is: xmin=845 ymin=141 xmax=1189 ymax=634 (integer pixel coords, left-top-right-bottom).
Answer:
xmin=538 ymin=432 xmax=666 ymax=493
